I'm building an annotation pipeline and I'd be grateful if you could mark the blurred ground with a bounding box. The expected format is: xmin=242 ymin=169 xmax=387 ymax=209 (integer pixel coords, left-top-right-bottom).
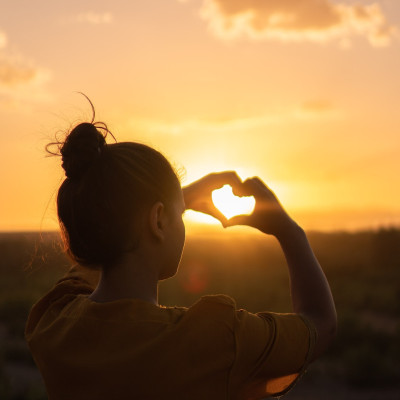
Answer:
xmin=1 ymin=229 xmax=399 ymax=399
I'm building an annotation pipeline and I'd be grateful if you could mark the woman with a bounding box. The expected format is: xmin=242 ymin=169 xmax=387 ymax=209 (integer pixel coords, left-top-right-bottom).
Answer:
xmin=25 ymin=117 xmax=336 ymax=400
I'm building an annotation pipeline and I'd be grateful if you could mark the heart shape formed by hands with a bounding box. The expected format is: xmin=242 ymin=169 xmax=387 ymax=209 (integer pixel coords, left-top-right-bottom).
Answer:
xmin=212 ymin=185 xmax=255 ymax=220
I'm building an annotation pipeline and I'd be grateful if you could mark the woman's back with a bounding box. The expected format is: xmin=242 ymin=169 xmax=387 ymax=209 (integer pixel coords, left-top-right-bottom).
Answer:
xmin=26 ymin=265 xmax=315 ymax=400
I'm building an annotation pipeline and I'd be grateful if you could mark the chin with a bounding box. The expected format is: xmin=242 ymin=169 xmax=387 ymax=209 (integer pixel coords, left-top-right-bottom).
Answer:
xmin=158 ymin=264 xmax=179 ymax=281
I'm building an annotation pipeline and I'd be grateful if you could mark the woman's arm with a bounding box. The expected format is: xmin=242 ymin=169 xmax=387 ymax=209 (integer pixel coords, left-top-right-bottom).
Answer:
xmin=227 ymin=177 xmax=337 ymax=359
xmin=183 ymin=173 xmax=337 ymax=360
xmin=275 ymin=224 xmax=337 ymax=360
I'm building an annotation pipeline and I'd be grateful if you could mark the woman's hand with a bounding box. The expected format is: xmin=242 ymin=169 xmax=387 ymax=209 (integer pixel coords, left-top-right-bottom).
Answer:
xmin=183 ymin=172 xmax=297 ymax=237
xmin=183 ymin=171 xmax=243 ymax=227
xmin=226 ymin=177 xmax=297 ymax=238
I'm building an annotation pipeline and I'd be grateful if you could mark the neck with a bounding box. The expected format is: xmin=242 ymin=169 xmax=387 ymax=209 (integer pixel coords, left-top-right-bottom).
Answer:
xmin=89 ymin=251 xmax=159 ymax=305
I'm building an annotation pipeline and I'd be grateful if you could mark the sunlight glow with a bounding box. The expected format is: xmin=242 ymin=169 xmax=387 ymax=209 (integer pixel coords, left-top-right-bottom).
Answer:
xmin=184 ymin=210 xmax=220 ymax=225
xmin=212 ymin=185 xmax=255 ymax=219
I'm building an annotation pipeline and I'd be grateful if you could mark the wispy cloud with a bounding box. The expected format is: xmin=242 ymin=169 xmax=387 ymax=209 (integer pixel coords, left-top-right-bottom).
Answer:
xmin=129 ymin=114 xmax=282 ymax=137
xmin=296 ymin=99 xmax=340 ymax=119
xmin=73 ymin=12 xmax=114 ymax=25
xmin=128 ymin=103 xmax=340 ymax=137
xmin=0 ymin=31 xmax=51 ymax=108
xmin=0 ymin=30 xmax=7 ymax=49
xmin=189 ymin=0 xmax=397 ymax=47
xmin=0 ymin=55 xmax=37 ymax=87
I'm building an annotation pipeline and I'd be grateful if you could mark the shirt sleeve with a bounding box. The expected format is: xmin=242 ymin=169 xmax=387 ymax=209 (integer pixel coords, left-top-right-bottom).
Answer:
xmin=228 ymin=309 xmax=316 ymax=399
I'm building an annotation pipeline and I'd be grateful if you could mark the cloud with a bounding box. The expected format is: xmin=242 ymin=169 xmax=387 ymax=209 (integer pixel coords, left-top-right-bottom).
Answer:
xmin=197 ymin=0 xmax=397 ymax=47
xmin=129 ymin=114 xmax=282 ymax=138
xmin=301 ymin=100 xmax=333 ymax=112
xmin=74 ymin=12 xmax=113 ymax=25
xmin=0 ymin=54 xmax=51 ymax=105
xmin=0 ymin=31 xmax=52 ymax=107
xmin=0 ymin=55 xmax=37 ymax=87
xmin=296 ymin=99 xmax=340 ymax=118
xmin=128 ymin=103 xmax=339 ymax=139
xmin=0 ymin=30 xmax=6 ymax=48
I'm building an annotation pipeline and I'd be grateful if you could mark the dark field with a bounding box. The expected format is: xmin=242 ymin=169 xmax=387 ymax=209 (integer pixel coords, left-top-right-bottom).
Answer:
xmin=1 ymin=228 xmax=400 ymax=399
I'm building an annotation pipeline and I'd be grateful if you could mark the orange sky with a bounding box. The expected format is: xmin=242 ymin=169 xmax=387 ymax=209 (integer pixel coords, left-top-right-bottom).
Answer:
xmin=0 ymin=0 xmax=400 ymax=231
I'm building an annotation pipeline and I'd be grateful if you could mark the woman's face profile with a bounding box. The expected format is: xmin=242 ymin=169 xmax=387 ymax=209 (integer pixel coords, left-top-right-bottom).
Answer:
xmin=158 ymin=189 xmax=186 ymax=280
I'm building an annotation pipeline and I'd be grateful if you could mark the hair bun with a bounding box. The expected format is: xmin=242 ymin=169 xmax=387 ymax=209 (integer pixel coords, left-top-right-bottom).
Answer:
xmin=61 ymin=123 xmax=106 ymax=179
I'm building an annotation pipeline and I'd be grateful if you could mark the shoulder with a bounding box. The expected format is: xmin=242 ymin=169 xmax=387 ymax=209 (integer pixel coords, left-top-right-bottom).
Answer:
xmin=195 ymin=294 xmax=236 ymax=308
xmin=166 ymin=295 xmax=238 ymax=340
xmin=185 ymin=294 xmax=236 ymax=319
xmin=25 ymin=265 xmax=99 ymax=338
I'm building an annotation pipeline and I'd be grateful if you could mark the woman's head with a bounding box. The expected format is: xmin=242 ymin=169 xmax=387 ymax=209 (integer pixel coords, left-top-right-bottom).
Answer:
xmin=51 ymin=120 xmax=183 ymax=268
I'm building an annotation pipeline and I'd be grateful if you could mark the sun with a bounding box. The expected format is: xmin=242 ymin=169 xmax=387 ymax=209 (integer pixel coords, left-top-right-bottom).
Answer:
xmin=212 ymin=184 xmax=255 ymax=220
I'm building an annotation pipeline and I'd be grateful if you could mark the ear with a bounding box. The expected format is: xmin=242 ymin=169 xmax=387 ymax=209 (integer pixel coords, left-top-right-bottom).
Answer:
xmin=149 ymin=201 xmax=167 ymax=241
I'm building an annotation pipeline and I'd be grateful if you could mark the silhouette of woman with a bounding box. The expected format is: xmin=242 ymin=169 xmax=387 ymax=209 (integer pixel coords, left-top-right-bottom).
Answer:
xmin=26 ymin=106 xmax=336 ymax=400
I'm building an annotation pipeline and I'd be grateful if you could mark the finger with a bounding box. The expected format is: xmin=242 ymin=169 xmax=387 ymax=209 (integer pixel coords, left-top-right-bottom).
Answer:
xmin=225 ymin=214 xmax=251 ymax=228
xmin=250 ymin=177 xmax=276 ymax=197
xmin=231 ymin=178 xmax=260 ymax=197
xmin=203 ymin=204 xmax=229 ymax=227
xmin=235 ymin=177 xmax=276 ymax=199
xmin=205 ymin=171 xmax=243 ymax=191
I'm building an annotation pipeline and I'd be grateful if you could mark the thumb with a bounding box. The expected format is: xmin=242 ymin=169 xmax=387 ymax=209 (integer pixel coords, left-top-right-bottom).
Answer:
xmin=202 ymin=204 xmax=229 ymax=227
xmin=225 ymin=214 xmax=252 ymax=228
